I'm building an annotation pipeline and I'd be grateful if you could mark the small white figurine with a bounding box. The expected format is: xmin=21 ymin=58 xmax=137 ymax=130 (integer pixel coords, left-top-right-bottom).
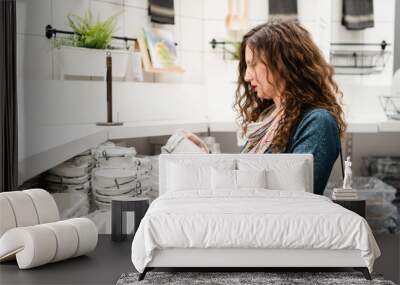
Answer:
xmin=342 ymin=156 xmax=353 ymax=190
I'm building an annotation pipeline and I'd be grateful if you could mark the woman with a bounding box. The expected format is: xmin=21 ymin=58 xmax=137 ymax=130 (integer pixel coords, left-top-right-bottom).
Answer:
xmin=185 ymin=21 xmax=346 ymax=195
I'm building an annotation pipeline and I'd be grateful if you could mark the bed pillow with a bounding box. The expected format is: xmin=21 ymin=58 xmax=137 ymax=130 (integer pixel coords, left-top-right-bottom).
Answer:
xmin=166 ymin=158 xmax=235 ymax=192
xmin=236 ymin=169 xmax=267 ymax=189
xmin=211 ymin=168 xmax=268 ymax=190
xmin=211 ymin=168 xmax=236 ymax=190
xmin=237 ymin=159 xmax=308 ymax=191
xmin=267 ymin=162 xmax=307 ymax=192
xmin=167 ymin=162 xmax=210 ymax=191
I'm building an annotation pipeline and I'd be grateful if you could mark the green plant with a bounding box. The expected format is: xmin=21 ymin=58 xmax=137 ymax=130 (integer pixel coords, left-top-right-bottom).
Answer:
xmin=222 ymin=41 xmax=241 ymax=60
xmin=67 ymin=9 xmax=121 ymax=49
xmin=231 ymin=41 xmax=241 ymax=60
xmin=52 ymin=36 xmax=75 ymax=49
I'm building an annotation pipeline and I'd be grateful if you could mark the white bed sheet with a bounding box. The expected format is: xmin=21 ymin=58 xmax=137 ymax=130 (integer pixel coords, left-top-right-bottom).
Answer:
xmin=131 ymin=190 xmax=380 ymax=273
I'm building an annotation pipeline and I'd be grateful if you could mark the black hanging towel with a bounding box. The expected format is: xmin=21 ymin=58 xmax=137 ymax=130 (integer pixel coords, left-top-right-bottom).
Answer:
xmin=148 ymin=0 xmax=175 ymax=25
xmin=342 ymin=0 xmax=374 ymax=30
xmin=269 ymin=0 xmax=298 ymax=22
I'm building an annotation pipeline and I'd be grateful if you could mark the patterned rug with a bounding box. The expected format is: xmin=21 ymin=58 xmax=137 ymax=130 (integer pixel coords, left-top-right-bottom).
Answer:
xmin=116 ymin=271 xmax=395 ymax=285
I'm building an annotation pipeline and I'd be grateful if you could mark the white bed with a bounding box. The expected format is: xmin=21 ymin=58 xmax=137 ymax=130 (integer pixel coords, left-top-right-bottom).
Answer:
xmin=131 ymin=154 xmax=380 ymax=280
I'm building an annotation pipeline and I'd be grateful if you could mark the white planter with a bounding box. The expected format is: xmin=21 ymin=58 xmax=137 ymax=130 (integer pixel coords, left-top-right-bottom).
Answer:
xmin=55 ymin=46 xmax=131 ymax=80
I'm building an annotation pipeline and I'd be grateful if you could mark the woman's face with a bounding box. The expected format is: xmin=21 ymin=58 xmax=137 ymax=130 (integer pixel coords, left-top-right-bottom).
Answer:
xmin=244 ymin=45 xmax=279 ymax=101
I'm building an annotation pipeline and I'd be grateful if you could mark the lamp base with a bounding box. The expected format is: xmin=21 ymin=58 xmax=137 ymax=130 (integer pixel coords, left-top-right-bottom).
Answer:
xmin=96 ymin=122 xmax=123 ymax=126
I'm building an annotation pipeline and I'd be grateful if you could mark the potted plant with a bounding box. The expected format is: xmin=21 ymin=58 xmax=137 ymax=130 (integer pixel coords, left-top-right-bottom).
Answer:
xmin=53 ymin=10 xmax=133 ymax=80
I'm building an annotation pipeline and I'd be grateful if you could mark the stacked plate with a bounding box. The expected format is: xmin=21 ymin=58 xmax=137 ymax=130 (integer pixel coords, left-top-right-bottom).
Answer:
xmin=45 ymin=153 xmax=94 ymax=195
xmin=44 ymin=151 xmax=94 ymax=218
xmin=144 ymin=155 xmax=160 ymax=201
xmin=92 ymin=168 xmax=142 ymax=209
xmin=92 ymin=141 xmax=137 ymax=163
xmin=91 ymin=143 xmax=151 ymax=209
xmin=134 ymin=156 xmax=154 ymax=198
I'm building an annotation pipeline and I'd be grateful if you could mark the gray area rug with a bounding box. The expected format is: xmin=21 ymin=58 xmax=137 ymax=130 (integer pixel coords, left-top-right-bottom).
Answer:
xmin=116 ymin=271 xmax=396 ymax=285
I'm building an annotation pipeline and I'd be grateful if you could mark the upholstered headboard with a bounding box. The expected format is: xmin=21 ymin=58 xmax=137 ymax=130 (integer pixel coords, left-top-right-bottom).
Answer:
xmin=159 ymin=154 xmax=313 ymax=195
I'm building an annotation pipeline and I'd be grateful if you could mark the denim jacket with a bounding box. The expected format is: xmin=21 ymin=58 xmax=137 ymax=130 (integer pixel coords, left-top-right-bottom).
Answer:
xmin=243 ymin=108 xmax=341 ymax=195
xmin=284 ymin=108 xmax=340 ymax=195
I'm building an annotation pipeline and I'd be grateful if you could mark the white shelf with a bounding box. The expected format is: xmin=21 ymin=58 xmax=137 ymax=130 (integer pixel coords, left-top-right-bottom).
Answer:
xmin=19 ymin=125 xmax=107 ymax=185
xmin=210 ymin=117 xmax=400 ymax=134
xmin=108 ymin=119 xmax=209 ymax=139
xmin=18 ymin=120 xmax=209 ymax=184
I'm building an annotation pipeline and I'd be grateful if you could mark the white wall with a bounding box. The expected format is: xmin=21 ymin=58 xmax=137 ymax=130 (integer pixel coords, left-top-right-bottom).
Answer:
xmin=331 ymin=0 xmax=396 ymax=86
xmin=17 ymin=0 xmax=333 ymax=84
xmin=329 ymin=0 xmax=398 ymax=181
xmin=395 ymin=0 xmax=400 ymax=73
xmin=17 ymin=0 xmax=399 ymax=182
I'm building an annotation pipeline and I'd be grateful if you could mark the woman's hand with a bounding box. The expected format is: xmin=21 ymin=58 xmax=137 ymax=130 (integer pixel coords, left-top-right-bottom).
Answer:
xmin=179 ymin=129 xmax=209 ymax=154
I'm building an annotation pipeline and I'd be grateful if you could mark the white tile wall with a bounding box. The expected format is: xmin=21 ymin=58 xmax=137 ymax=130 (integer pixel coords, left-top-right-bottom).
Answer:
xmin=298 ymin=0 xmax=318 ymax=22
xmin=180 ymin=50 xmax=204 ymax=83
xmin=330 ymin=0 xmax=395 ymax=87
xmin=17 ymin=0 xmax=52 ymax=36
xmin=203 ymin=20 xmax=228 ymax=51
xmin=16 ymin=0 xmax=397 ymax=90
xmin=52 ymin=0 xmax=91 ymax=31
xmin=248 ymin=0 xmax=268 ymax=21
xmin=180 ymin=0 xmax=203 ymax=19
xmin=90 ymin=0 xmax=125 ymax=37
xmin=331 ymin=22 xmax=395 ymax=44
xmin=17 ymin=35 xmax=53 ymax=80
xmin=124 ymin=0 xmax=147 ymax=9
xmin=203 ymin=52 xmax=237 ymax=84
xmin=180 ymin=17 xmax=203 ymax=52
xmin=124 ymin=5 xmax=150 ymax=38
xmin=17 ymin=0 xmax=205 ymax=82
xmin=203 ymin=0 xmax=228 ymax=20
xmin=16 ymin=0 xmax=399 ymax=179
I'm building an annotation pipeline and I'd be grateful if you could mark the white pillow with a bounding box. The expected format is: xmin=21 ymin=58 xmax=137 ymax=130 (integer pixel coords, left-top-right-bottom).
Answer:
xmin=266 ymin=162 xmax=307 ymax=191
xmin=166 ymin=158 xmax=236 ymax=192
xmin=211 ymin=168 xmax=268 ymax=190
xmin=211 ymin=168 xmax=236 ymax=190
xmin=167 ymin=162 xmax=210 ymax=191
xmin=238 ymin=159 xmax=308 ymax=191
xmin=236 ymin=169 xmax=267 ymax=189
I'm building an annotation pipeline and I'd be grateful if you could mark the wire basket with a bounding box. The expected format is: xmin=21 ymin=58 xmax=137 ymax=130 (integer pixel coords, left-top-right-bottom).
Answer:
xmin=330 ymin=50 xmax=390 ymax=75
xmin=379 ymin=96 xmax=400 ymax=120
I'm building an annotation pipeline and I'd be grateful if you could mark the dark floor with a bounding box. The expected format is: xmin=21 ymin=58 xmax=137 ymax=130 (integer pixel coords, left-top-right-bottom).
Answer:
xmin=0 ymin=235 xmax=134 ymax=285
xmin=1 ymin=234 xmax=398 ymax=285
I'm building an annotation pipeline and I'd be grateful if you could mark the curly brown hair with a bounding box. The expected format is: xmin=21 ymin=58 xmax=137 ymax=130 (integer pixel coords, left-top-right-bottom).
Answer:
xmin=234 ymin=21 xmax=346 ymax=153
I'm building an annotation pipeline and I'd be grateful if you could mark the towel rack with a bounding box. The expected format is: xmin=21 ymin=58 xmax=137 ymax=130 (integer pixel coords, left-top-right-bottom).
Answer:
xmin=331 ymin=41 xmax=390 ymax=50
xmin=45 ymin=25 xmax=178 ymax=49
xmin=330 ymin=41 xmax=391 ymax=75
xmin=46 ymin=25 xmax=137 ymax=49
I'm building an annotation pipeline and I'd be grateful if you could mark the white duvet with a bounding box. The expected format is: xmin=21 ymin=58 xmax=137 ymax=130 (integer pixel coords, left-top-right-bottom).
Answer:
xmin=131 ymin=190 xmax=380 ymax=273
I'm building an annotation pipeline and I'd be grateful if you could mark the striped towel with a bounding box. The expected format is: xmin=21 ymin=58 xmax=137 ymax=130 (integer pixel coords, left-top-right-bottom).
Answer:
xmin=342 ymin=0 xmax=374 ymax=30
xmin=148 ymin=0 xmax=175 ymax=25
xmin=269 ymin=0 xmax=298 ymax=22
